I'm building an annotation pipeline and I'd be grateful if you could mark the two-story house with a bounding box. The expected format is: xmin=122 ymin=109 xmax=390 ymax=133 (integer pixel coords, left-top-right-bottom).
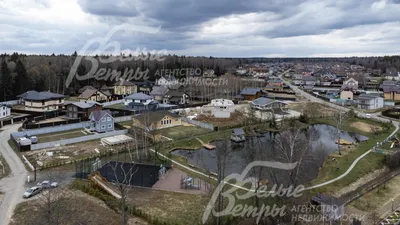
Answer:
xmin=124 ymin=92 xmax=158 ymax=110
xmin=163 ymin=90 xmax=189 ymax=105
xmin=0 ymin=104 xmax=11 ymax=119
xmin=302 ymin=75 xmax=316 ymax=86
xmin=150 ymin=86 xmax=169 ymax=102
xmin=113 ymin=79 xmax=137 ymax=98
xmin=264 ymin=79 xmax=284 ymax=92
xmin=89 ymin=110 xmax=114 ymax=133
xmin=357 ymin=94 xmax=384 ymax=110
xmin=383 ymin=85 xmax=400 ymax=101
xmin=155 ymin=76 xmax=180 ymax=90
xmin=64 ymin=101 xmax=103 ymax=119
xmin=237 ymin=88 xmax=263 ymax=101
xmin=341 ymin=78 xmax=359 ymax=91
xmin=77 ymin=89 xmax=111 ymax=102
xmin=17 ymin=91 xmax=65 ymax=112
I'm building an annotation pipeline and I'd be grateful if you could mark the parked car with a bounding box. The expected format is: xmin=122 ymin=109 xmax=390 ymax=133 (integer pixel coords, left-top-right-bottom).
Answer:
xmin=366 ymin=114 xmax=371 ymax=119
xmin=37 ymin=180 xmax=58 ymax=189
xmin=23 ymin=186 xmax=42 ymax=198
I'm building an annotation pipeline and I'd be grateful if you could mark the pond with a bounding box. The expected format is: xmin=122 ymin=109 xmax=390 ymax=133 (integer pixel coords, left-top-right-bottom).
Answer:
xmin=171 ymin=124 xmax=369 ymax=185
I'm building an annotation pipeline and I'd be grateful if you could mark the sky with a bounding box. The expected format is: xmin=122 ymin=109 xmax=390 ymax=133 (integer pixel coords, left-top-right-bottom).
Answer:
xmin=1 ymin=0 xmax=400 ymax=57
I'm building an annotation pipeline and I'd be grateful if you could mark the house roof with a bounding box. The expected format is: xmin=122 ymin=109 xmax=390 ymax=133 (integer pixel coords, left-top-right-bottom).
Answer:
xmin=150 ymin=86 xmax=169 ymax=96
xmin=78 ymin=89 xmax=98 ymax=99
xmin=357 ymin=94 xmax=382 ymax=101
xmin=240 ymin=88 xmax=261 ymax=95
xmin=17 ymin=90 xmax=65 ymax=101
xmin=134 ymin=111 xmax=180 ymax=124
xmin=65 ymin=101 xmax=102 ymax=109
xmin=78 ymin=86 xmax=96 ymax=94
xmin=125 ymin=92 xmax=153 ymax=100
xmin=90 ymin=110 xmax=112 ymax=121
xmin=383 ymin=85 xmax=400 ymax=93
xmin=302 ymin=75 xmax=316 ymax=81
xmin=165 ymin=90 xmax=186 ymax=97
xmin=251 ymin=97 xmax=274 ymax=106
xmin=232 ymin=128 xmax=245 ymax=136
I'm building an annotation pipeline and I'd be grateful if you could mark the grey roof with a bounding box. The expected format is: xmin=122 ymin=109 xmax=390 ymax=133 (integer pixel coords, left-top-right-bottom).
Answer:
xmin=78 ymin=86 xmax=96 ymax=94
xmin=302 ymin=75 xmax=316 ymax=81
xmin=125 ymin=92 xmax=153 ymax=100
xmin=90 ymin=110 xmax=112 ymax=121
xmin=240 ymin=88 xmax=261 ymax=95
xmin=357 ymin=94 xmax=382 ymax=100
xmin=383 ymin=85 xmax=400 ymax=93
xmin=65 ymin=101 xmax=102 ymax=109
xmin=78 ymin=89 xmax=98 ymax=99
xmin=251 ymin=97 xmax=274 ymax=106
xmin=232 ymin=128 xmax=245 ymax=136
xmin=134 ymin=111 xmax=180 ymax=124
xmin=17 ymin=90 xmax=65 ymax=101
xmin=150 ymin=86 xmax=169 ymax=96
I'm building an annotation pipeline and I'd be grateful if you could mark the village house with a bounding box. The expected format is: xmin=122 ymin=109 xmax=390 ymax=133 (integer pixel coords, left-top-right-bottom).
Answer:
xmin=203 ymin=69 xmax=216 ymax=78
xmin=78 ymin=85 xmax=96 ymax=95
xmin=264 ymin=79 xmax=284 ymax=92
xmin=17 ymin=91 xmax=65 ymax=112
xmin=341 ymin=78 xmax=359 ymax=91
xmin=150 ymin=86 xmax=169 ymax=102
xmin=302 ymin=75 xmax=316 ymax=86
xmin=202 ymin=99 xmax=235 ymax=118
xmin=134 ymin=81 xmax=153 ymax=95
xmin=64 ymin=101 xmax=103 ymax=119
xmin=77 ymin=89 xmax=111 ymax=102
xmin=238 ymin=88 xmax=263 ymax=101
xmin=113 ymin=79 xmax=137 ymax=98
xmin=0 ymin=104 xmax=11 ymax=119
xmin=357 ymin=94 xmax=384 ymax=110
xmin=132 ymin=111 xmax=182 ymax=130
xmin=250 ymin=97 xmax=288 ymax=112
xmin=340 ymin=90 xmax=354 ymax=100
xmin=156 ymin=76 xmax=180 ymax=90
xmin=383 ymin=85 xmax=400 ymax=101
xmin=163 ymin=90 xmax=189 ymax=105
xmin=89 ymin=110 xmax=114 ymax=133
xmin=124 ymin=92 xmax=158 ymax=110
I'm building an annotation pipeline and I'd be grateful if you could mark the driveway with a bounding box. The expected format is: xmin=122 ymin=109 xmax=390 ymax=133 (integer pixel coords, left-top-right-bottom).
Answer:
xmin=0 ymin=124 xmax=28 ymax=225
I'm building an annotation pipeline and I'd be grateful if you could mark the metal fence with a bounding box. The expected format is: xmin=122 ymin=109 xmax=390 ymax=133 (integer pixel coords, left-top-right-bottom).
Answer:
xmin=114 ymin=116 xmax=132 ymax=123
xmin=12 ymin=122 xmax=92 ymax=138
xmin=181 ymin=117 xmax=214 ymax=130
xmin=0 ymin=100 xmax=20 ymax=105
xmin=30 ymin=130 xmax=128 ymax=150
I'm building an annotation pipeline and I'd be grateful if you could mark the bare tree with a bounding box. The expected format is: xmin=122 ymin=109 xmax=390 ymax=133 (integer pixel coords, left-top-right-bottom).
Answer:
xmin=331 ymin=110 xmax=354 ymax=155
xmin=110 ymin=161 xmax=137 ymax=225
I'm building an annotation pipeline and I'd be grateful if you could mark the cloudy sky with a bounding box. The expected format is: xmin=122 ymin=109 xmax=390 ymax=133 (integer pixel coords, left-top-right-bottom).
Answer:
xmin=1 ymin=0 xmax=400 ymax=57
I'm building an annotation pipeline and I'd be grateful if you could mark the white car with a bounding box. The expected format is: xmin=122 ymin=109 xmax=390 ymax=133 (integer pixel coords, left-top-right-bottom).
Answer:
xmin=37 ymin=180 xmax=58 ymax=189
xmin=366 ymin=114 xmax=371 ymax=119
xmin=23 ymin=186 xmax=42 ymax=198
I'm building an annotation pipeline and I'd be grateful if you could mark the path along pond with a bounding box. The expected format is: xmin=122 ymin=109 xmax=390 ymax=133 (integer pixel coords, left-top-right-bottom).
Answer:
xmin=171 ymin=124 xmax=368 ymax=184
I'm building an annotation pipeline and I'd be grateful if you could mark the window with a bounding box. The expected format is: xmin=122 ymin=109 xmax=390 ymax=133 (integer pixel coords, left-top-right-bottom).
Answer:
xmin=107 ymin=117 xmax=112 ymax=122
xmin=108 ymin=124 xmax=112 ymax=128
xmin=161 ymin=121 xmax=163 ymax=125
xmin=42 ymin=100 xmax=45 ymax=105
xmin=101 ymin=125 xmax=105 ymax=130
xmin=169 ymin=119 xmax=172 ymax=124
xmin=175 ymin=118 xmax=179 ymax=122
xmin=101 ymin=118 xmax=106 ymax=122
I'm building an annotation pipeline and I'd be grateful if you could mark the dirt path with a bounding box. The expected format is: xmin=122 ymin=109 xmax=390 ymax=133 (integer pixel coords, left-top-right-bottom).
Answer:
xmin=0 ymin=124 xmax=28 ymax=225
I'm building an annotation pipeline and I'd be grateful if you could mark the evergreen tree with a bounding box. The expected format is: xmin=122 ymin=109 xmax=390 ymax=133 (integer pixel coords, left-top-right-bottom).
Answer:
xmin=0 ymin=60 xmax=14 ymax=101
xmin=14 ymin=59 xmax=29 ymax=95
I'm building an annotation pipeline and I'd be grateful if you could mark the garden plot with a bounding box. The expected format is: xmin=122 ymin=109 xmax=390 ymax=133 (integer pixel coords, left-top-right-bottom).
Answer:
xmin=36 ymin=128 xmax=94 ymax=143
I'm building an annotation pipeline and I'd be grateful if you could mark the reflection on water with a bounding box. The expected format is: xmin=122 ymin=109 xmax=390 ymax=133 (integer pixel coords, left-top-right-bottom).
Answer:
xmin=171 ymin=124 xmax=368 ymax=184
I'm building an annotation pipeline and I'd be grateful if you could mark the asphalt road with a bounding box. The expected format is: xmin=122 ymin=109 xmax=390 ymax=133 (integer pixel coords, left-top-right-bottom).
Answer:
xmin=0 ymin=124 xmax=28 ymax=225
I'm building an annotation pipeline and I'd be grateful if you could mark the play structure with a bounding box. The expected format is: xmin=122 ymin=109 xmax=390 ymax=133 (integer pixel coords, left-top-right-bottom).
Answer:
xmin=89 ymin=171 xmax=121 ymax=199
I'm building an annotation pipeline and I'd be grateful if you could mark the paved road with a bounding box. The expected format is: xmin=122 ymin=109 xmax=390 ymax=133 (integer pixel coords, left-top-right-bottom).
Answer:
xmin=0 ymin=124 xmax=28 ymax=225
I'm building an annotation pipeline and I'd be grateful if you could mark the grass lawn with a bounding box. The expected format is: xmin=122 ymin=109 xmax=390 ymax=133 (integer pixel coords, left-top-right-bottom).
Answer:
xmin=309 ymin=117 xmax=395 ymax=194
xmin=127 ymin=188 xmax=209 ymax=225
xmin=157 ymin=126 xmax=212 ymax=140
xmin=36 ymin=128 xmax=93 ymax=143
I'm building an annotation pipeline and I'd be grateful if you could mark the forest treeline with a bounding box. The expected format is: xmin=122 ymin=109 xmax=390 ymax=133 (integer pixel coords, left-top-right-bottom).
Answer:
xmin=0 ymin=52 xmax=399 ymax=101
